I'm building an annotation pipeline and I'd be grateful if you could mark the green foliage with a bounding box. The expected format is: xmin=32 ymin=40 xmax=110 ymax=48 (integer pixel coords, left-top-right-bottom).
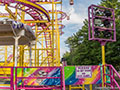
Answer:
xmin=63 ymin=0 xmax=120 ymax=70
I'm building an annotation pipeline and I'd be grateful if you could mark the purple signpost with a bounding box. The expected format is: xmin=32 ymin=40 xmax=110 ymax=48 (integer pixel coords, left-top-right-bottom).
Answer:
xmin=88 ymin=4 xmax=116 ymax=88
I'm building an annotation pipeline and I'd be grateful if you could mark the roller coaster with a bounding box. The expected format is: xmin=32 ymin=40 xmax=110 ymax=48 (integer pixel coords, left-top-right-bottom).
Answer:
xmin=0 ymin=0 xmax=67 ymax=89
xmin=0 ymin=0 xmax=66 ymax=67
xmin=0 ymin=0 xmax=119 ymax=90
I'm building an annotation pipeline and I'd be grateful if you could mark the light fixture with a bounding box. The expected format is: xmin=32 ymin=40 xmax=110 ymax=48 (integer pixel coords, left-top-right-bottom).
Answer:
xmin=103 ymin=30 xmax=112 ymax=38
xmin=94 ymin=8 xmax=100 ymax=16
xmin=94 ymin=18 xmax=102 ymax=26
xmin=94 ymin=28 xmax=100 ymax=37
xmin=104 ymin=10 xmax=112 ymax=17
xmin=103 ymin=19 xmax=111 ymax=28
xmin=70 ymin=0 xmax=74 ymax=5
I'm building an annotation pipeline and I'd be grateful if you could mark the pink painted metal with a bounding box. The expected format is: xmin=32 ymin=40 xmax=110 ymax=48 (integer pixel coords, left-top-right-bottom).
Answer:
xmin=62 ymin=66 xmax=66 ymax=90
xmin=0 ymin=66 xmax=14 ymax=90
xmin=103 ymin=64 xmax=120 ymax=90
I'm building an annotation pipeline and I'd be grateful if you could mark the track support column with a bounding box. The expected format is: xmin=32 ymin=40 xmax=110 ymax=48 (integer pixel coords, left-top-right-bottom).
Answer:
xmin=101 ymin=43 xmax=106 ymax=89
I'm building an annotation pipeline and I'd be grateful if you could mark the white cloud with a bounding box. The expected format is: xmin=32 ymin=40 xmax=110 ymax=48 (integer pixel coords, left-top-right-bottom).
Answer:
xmin=60 ymin=47 xmax=69 ymax=57
xmin=63 ymin=6 xmax=87 ymax=25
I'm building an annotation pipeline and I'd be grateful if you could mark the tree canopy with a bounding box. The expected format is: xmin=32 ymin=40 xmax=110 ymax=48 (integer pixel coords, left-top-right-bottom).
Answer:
xmin=63 ymin=0 xmax=120 ymax=70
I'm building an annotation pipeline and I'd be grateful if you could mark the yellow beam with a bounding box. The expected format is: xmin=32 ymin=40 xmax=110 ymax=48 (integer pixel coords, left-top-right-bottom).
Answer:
xmin=55 ymin=4 xmax=60 ymax=66
xmin=71 ymin=87 xmax=83 ymax=89
xmin=0 ymin=84 xmax=10 ymax=86
xmin=90 ymin=84 xmax=92 ymax=90
xmin=5 ymin=4 xmax=17 ymax=20
xmin=37 ymin=2 xmax=62 ymax=4
xmin=83 ymin=84 xmax=85 ymax=90
xmin=24 ymin=48 xmax=52 ymax=50
xmin=5 ymin=46 xmax=7 ymax=65
xmin=69 ymin=85 xmax=71 ymax=90
xmin=102 ymin=45 xmax=106 ymax=88
xmin=24 ymin=20 xmax=48 ymax=24
xmin=51 ymin=0 xmax=55 ymax=66
xmin=35 ymin=24 xmax=37 ymax=66
xmin=37 ymin=50 xmax=39 ymax=66
xmin=0 ymin=16 xmax=9 ymax=18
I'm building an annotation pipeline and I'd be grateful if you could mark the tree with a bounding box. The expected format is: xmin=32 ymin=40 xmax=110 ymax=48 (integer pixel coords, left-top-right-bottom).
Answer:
xmin=63 ymin=0 xmax=120 ymax=70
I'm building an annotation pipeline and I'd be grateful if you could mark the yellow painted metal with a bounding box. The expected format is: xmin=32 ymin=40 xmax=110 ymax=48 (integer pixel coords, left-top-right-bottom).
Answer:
xmin=0 ymin=16 xmax=9 ymax=18
xmin=83 ymin=84 xmax=85 ymax=90
xmin=102 ymin=45 xmax=106 ymax=88
xmin=69 ymin=85 xmax=72 ymax=90
xmin=70 ymin=86 xmax=84 ymax=89
xmin=24 ymin=48 xmax=52 ymax=50
xmin=19 ymin=46 xmax=21 ymax=66
xmin=90 ymin=84 xmax=92 ymax=90
xmin=51 ymin=0 xmax=55 ymax=66
xmin=15 ymin=8 xmax=18 ymax=20
xmin=35 ymin=24 xmax=37 ymax=66
xmin=24 ymin=20 xmax=48 ymax=24
xmin=69 ymin=85 xmax=85 ymax=90
xmin=19 ymin=46 xmax=24 ymax=66
xmin=21 ymin=6 xmax=25 ymax=23
xmin=36 ymin=2 xmax=62 ymax=4
xmin=41 ymin=34 xmax=44 ymax=65
xmin=37 ymin=50 xmax=39 ymax=66
xmin=55 ymin=4 xmax=60 ymax=66
xmin=5 ymin=4 xmax=17 ymax=20
xmin=0 ymin=84 xmax=10 ymax=86
xmin=5 ymin=46 xmax=7 ymax=65
xmin=13 ymin=46 xmax=15 ymax=66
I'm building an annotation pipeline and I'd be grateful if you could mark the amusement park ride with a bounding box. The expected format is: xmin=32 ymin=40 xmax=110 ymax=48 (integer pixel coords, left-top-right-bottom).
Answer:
xmin=0 ymin=0 xmax=119 ymax=90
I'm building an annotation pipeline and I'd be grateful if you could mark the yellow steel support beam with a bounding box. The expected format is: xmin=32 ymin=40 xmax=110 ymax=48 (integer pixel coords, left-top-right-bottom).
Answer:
xmin=5 ymin=4 xmax=17 ymax=20
xmin=69 ymin=85 xmax=86 ymax=90
xmin=21 ymin=6 xmax=25 ymax=23
xmin=83 ymin=84 xmax=85 ymax=90
xmin=37 ymin=2 xmax=62 ymax=4
xmin=90 ymin=84 xmax=92 ymax=90
xmin=40 ymin=56 xmax=50 ymax=66
xmin=35 ymin=24 xmax=37 ymax=66
xmin=55 ymin=4 xmax=60 ymax=66
xmin=51 ymin=0 xmax=55 ymax=66
xmin=37 ymin=50 xmax=39 ymax=66
xmin=13 ymin=46 xmax=15 ymax=66
xmin=102 ymin=45 xmax=106 ymax=88
xmin=69 ymin=85 xmax=71 ymax=90
xmin=0 ymin=16 xmax=9 ymax=18
xmin=41 ymin=34 xmax=44 ymax=64
xmin=24 ymin=48 xmax=52 ymax=50
xmin=24 ymin=20 xmax=48 ymax=24
xmin=5 ymin=46 xmax=7 ymax=65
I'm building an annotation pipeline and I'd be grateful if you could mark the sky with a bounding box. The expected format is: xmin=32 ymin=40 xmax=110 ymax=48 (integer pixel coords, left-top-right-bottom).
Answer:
xmin=60 ymin=0 xmax=101 ymax=57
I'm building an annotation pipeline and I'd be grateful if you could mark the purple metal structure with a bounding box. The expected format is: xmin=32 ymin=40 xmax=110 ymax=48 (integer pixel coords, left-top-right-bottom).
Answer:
xmin=88 ymin=4 xmax=119 ymax=89
xmin=103 ymin=64 xmax=120 ymax=90
xmin=88 ymin=4 xmax=116 ymax=44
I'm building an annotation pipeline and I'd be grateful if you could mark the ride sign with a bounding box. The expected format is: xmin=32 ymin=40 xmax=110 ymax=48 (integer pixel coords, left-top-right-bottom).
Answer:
xmin=76 ymin=66 xmax=92 ymax=78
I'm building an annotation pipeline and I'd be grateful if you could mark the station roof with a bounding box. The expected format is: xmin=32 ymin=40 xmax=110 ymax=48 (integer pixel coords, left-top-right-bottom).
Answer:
xmin=0 ymin=19 xmax=36 ymax=45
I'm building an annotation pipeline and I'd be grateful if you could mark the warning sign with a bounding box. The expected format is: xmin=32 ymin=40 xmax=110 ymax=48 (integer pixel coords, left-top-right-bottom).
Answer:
xmin=76 ymin=66 xmax=92 ymax=78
